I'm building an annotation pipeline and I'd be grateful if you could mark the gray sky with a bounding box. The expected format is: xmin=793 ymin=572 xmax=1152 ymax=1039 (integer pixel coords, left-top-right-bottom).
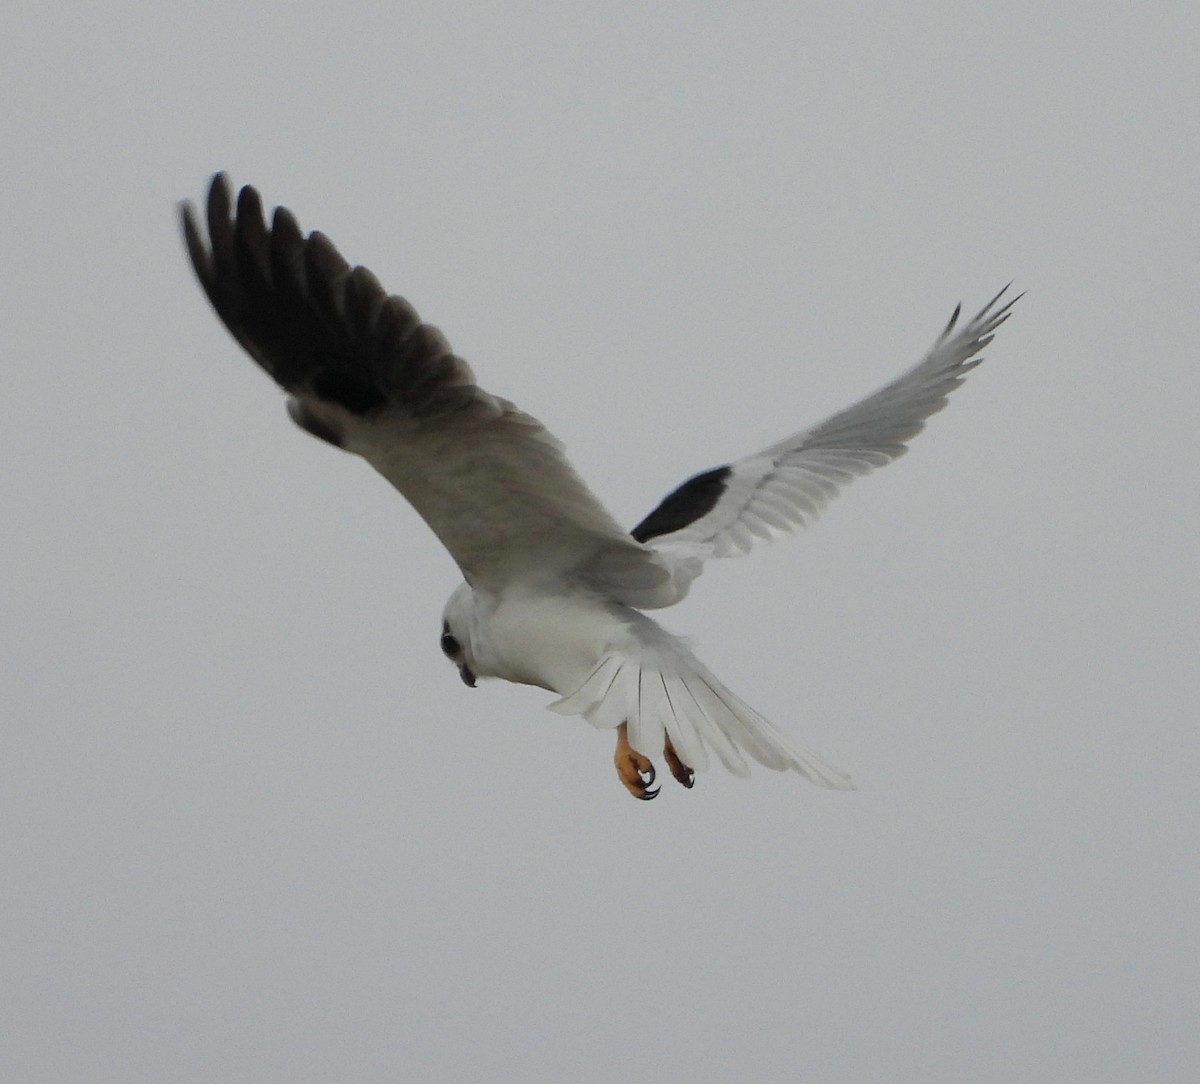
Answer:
xmin=4 ymin=3 xmax=1198 ymax=1081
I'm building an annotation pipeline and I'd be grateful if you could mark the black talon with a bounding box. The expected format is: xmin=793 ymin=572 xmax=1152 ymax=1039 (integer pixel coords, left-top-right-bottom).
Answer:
xmin=663 ymin=744 xmax=695 ymax=789
xmin=639 ymin=784 xmax=660 ymax=800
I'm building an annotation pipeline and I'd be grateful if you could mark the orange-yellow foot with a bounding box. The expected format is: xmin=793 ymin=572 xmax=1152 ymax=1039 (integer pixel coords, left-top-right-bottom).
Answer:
xmin=615 ymin=723 xmax=659 ymax=800
xmin=663 ymin=738 xmax=695 ymax=789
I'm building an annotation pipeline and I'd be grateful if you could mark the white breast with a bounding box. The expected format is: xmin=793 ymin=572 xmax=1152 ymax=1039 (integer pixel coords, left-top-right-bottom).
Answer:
xmin=475 ymin=588 xmax=632 ymax=696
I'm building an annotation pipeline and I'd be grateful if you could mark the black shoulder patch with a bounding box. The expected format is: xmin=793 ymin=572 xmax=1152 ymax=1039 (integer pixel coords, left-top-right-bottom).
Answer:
xmin=630 ymin=465 xmax=732 ymax=543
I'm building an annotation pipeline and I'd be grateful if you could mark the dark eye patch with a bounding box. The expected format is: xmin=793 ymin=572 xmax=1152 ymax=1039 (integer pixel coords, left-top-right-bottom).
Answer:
xmin=440 ymin=632 xmax=461 ymax=657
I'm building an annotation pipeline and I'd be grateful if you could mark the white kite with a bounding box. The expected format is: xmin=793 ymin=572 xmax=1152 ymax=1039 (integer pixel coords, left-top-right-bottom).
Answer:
xmin=182 ymin=173 xmax=1017 ymax=799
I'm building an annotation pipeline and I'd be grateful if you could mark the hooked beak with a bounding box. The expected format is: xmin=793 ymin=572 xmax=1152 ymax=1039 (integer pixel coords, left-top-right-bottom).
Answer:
xmin=459 ymin=664 xmax=477 ymax=688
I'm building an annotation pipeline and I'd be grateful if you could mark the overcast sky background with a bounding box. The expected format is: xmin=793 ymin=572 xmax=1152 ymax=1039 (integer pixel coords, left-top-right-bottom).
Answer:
xmin=3 ymin=3 xmax=1198 ymax=1081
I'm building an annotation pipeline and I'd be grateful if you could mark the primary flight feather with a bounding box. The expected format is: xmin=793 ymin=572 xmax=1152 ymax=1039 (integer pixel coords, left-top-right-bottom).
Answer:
xmin=181 ymin=172 xmax=1018 ymax=799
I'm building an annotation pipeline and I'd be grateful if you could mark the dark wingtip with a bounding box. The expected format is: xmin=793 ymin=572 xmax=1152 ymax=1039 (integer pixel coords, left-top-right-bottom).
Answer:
xmin=970 ymin=283 xmax=1024 ymax=330
xmin=178 ymin=199 xmax=210 ymax=282
xmin=941 ymin=301 xmax=963 ymax=339
xmin=205 ymin=171 xmax=233 ymax=229
xmin=235 ymin=182 xmax=267 ymax=230
xmin=270 ymin=203 xmax=304 ymax=245
xmin=180 ymin=173 xmax=467 ymax=419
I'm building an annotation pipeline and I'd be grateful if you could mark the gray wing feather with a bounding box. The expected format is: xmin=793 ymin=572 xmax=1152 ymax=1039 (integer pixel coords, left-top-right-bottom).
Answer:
xmin=643 ymin=287 xmax=1019 ymax=568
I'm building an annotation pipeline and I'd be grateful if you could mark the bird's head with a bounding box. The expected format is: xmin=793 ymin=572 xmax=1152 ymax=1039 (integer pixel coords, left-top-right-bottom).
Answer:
xmin=440 ymin=582 xmax=478 ymax=688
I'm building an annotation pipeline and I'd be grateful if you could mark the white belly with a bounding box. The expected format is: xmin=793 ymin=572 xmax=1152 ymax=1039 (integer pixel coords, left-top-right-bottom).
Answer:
xmin=481 ymin=589 xmax=630 ymax=696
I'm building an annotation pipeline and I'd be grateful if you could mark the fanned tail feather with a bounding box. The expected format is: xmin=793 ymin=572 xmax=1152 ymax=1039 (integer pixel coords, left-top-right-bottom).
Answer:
xmin=549 ymin=647 xmax=854 ymax=790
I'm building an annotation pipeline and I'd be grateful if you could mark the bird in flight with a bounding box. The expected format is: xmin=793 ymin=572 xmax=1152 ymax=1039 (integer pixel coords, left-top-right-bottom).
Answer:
xmin=181 ymin=173 xmax=1017 ymax=800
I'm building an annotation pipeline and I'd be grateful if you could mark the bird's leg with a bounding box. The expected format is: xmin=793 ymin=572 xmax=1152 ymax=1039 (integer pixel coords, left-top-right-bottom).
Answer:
xmin=663 ymin=738 xmax=695 ymax=789
xmin=614 ymin=723 xmax=658 ymax=800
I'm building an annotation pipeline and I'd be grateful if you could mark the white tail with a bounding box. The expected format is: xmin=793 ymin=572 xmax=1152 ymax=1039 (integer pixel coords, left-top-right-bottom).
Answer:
xmin=547 ymin=624 xmax=854 ymax=790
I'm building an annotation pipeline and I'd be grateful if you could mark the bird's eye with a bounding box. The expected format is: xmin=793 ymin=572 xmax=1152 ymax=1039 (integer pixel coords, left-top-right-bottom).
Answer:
xmin=440 ymin=632 xmax=461 ymax=657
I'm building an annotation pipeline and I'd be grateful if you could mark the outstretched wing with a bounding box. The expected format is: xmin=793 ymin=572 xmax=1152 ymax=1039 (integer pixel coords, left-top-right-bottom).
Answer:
xmin=632 ymin=288 xmax=1018 ymax=573
xmin=181 ymin=173 xmax=671 ymax=603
